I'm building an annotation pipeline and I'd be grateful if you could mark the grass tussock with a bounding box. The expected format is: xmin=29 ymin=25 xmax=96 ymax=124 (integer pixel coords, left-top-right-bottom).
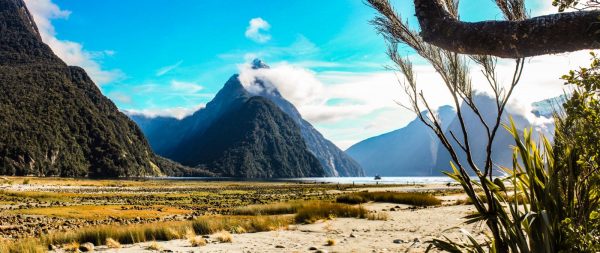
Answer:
xmin=105 ymin=238 xmax=121 ymax=248
xmin=0 ymin=238 xmax=46 ymax=253
xmin=146 ymin=241 xmax=162 ymax=250
xmin=43 ymin=221 xmax=190 ymax=246
xmin=367 ymin=212 xmax=389 ymax=221
xmin=214 ymin=230 xmax=233 ymax=243
xmin=185 ymin=228 xmax=206 ymax=247
xmin=294 ymin=201 xmax=369 ymax=223
xmin=188 ymin=236 xmax=207 ymax=247
xmin=192 ymin=215 xmax=292 ymax=235
xmin=232 ymin=202 xmax=302 ymax=215
xmin=336 ymin=191 xmax=441 ymax=206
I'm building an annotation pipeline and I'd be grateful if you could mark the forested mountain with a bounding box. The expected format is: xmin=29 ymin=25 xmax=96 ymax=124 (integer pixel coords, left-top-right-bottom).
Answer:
xmin=0 ymin=0 xmax=212 ymax=177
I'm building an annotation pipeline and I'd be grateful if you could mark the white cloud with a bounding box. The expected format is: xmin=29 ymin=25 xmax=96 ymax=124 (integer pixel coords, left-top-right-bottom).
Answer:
xmin=170 ymin=80 xmax=204 ymax=93
xmin=23 ymin=0 xmax=122 ymax=85
xmin=245 ymin=17 xmax=271 ymax=43
xmin=236 ymin=48 xmax=593 ymax=149
xmin=125 ymin=104 xmax=205 ymax=120
xmin=238 ymin=61 xmax=407 ymax=125
xmin=156 ymin=60 xmax=183 ymax=76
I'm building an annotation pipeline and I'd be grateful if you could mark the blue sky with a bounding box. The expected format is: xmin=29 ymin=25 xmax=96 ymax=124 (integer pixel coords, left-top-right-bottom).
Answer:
xmin=24 ymin=0 xmax=587 ymax=149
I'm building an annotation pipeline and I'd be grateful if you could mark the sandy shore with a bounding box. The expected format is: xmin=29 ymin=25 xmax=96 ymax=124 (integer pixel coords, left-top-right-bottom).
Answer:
xmin=88 ymin=203 xmax=483 ymax=253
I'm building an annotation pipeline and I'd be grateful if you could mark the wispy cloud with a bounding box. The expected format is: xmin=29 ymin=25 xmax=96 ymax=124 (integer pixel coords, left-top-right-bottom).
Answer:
xmin=23 ymin=0 xmax=122 ymax=85
xmin=245 ymin=17 xmax=271 ymax=43
xmin=124 ymin=104 xmax=206 ymax=120
xmin=156 ymin=60 xmax=183 ymax=76
xmin=170 ymin=80 xmax=204 ymax=93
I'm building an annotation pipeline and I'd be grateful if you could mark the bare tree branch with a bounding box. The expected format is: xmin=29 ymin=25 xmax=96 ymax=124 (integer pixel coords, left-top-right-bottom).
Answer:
xmin=371 ymin=0 xmax=600 ymax=58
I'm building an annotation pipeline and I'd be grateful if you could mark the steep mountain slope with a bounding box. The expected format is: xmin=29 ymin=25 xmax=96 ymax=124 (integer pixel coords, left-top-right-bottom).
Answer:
xmin=181 ymin=96 xmax=324 ymax=178
xmin=131 ymin=60 xmax=363 ymax=177
xmin=0 ymin=0 xmax=211 ymax=177
xmin=130 ymin=75 xmax=251 ymax=157
xmin=239 ymin=60 xmax=364 ymax=177
xmin=346 ymin=106 xmax=454 ymax=176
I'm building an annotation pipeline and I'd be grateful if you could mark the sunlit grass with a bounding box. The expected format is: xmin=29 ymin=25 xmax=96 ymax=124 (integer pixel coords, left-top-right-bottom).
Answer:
xmin=13 ymin=205 xmax=191 ymax=220
xmin=192 ymin=215 xmax=292 ymax=235
xmin=0 ymin=238 xmax=46 ymax=253
xmin=336 ymin=191 xmax=441 ymax=206
xmin=232 ymin=201 xmax=303 ymax=215
xmin=43 ymin=221 xmax=190 ymax=246
xmin=295 ymin=201 xmax=370 ymax=223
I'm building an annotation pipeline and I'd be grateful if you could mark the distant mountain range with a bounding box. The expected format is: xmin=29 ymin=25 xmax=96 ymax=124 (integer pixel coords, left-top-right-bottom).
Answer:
xmin=347 ymin=94 xmax=557 ymax=176
xmin=0 ymin=0 xmax=212 ymax=178
xmin=129 ymin=60 xmax=364 ymax=178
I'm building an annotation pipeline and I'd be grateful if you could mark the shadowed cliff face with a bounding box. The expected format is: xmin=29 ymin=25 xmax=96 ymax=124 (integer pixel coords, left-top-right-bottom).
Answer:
xmin=180 ymin=96 xmax=325 ymax=178
xmin=236 ymin=60 xmax=365 ymax=177
xmin=0 ymin=0 xmax=211 ymax=177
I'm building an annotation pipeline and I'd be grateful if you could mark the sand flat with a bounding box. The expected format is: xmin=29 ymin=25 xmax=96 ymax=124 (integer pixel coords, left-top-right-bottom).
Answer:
xmin=92 ymin=203 xmax=485 ymax=253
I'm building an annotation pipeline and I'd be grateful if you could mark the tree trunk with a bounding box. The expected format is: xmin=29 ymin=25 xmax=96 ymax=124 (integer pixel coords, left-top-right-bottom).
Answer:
xmin=414 ymin=0 xmax=600 ymax=58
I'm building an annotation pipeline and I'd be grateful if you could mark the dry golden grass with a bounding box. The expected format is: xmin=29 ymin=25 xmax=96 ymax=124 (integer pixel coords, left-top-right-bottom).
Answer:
xmin=146 ymin=241 xmax=162 ymax=250
xmin=106 ymin=237 xmax=121 ymax=248
xmin=185 ymin=228 xmax=207 ymax=247
xmin=0 ymin=238 xmax=46 ymax=253
xmin=336 ymin=191 xmax=441 ymax=206
xmin=14 ymin=205 xmax=191 ymax=220
xmin=62 ymin=242 xmax=80 ymax=252
xmin=233 ymin=201 xmax=302 ymax=215
xmin=214 ymin=230 xmax=233 ymax=243
xmin=294 ymin=201 xmax=370 ymax=223
xmin=367 ymin=212 xmax=389 ymax=221
xmin=43 ymin=220 xmax=190 ymax=246
xmin=189 ymin=236 xmax=207 ymax=247
xmin=192 ymin=215 xmax=292 ymax=235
